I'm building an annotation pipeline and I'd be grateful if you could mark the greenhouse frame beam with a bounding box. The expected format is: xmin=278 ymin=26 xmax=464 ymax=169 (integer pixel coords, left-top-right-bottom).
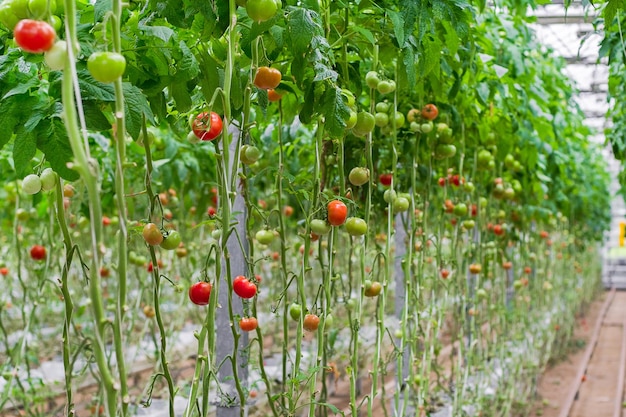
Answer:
xmin=533 ymin=14 xmax=596 ymax=25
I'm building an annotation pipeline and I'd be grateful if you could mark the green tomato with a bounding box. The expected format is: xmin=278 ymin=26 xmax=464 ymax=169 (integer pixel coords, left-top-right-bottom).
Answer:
xmin=383 ymin=189 xmax=397 ymax=204
xmin=160 ymin=230 xmax=182 ymax=250
xmin=476 ymin=149 xmax=493 ymax=169
xmin=245 ymin=0 xmax=278 ymax=22
xmin=310 ymin=219 xmax=331 ymax=235
xmin=22 ymin=174 xmax=42 ymax=195
xmin=345 ymin=110 xmax=358 ymax=129
xmin=393 ymin=196 xmax=410 ymax=213
xmin=365 ymin=71 xmax=380 ymax=89
xmin=375 ymin=102 xmax=390 ymax=113
xmin=410 ymin=121 xmax=421 ymax=132
xmin=377 ymin=80 xmax=396 ymax=95
xmin=28 ymin=0 xmax=56 ymax=18
xmin=394 ymin=111 xmax=405 ymax=128
xmin=421 ymin=122 xmax=434 ymax=133
xmin=348 ymin=167 xmax=370 ymax=186
xmin=16 ymin=208 xmax=29 ymax=221
xmin=39 ymin=167 xmax=57 ymax=191
xmin=462 ymin=219 xmax=475 ymax=230
xmin=453 ymin=203 xmax=468 ymax=217
xmin=10 ymin=0 xmax=30 ymax=19
xmin=463 ymin=181 xmax=475 ymax=193
xmin=50 ymin=14 xmax=61 ymax=31
xmin=87 ymin=52 xmax=127 ymax=83
xmin=434 ymin=143 xmax=456 ymax=160
xmin=0 ymin=3 xmax=19 ymax=29
xmin=352 ymin=111 xmax=375 ymax=136
xmin=504 ymin=153 xmax=516 ymax=170
xmin=437 ymin=127 xmax=454 ymax=144
xmin=374 ymin=112 xmax=389 ymax=127
xmin=345 ymin=217 xmax=367 ymax=236
xmin=256 ymin=229 xmax=275 ymax=245
xmin=289 ymin=303 xmax=303 ymax=321
xmin=44 ymin=40 xmax=67 ymax=71
xmin=341 ymin=89 xmax=356 ymax=107
xmin=324 ymin=313 xmax=334 ymax=331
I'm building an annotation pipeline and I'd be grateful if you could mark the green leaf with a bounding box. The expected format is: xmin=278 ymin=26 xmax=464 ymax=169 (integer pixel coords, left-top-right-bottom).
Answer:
xmin=174 ymin=40 xmax=200 ymax=81
xmin=82 ymin=102 xmax=113 ymax=131
xmin=0 ymin=96 xmax=21 ymax=150
xmin=38 ymin=119 xmax=80 ymax=181
xmin=287 ymin=8 xmax=322 ymax=58
xmin=605 ymin=0 xmax=624 ymax=26
xmin=93 ymin=0 xmax=112 ymax=23
xmin=351 ymin=25 xmax=376 ymax=45
xmin=3 ymin=77 xmax=39 ymax=99
xmin=321 ymin=84 xmax=350 ymax=139
xmin=13 ymin=127 xmax=37 ymax=177
xmin=123 ymin=83 xmax=156 ymax=140
xmin=78 ymin=70 xmax=116 ymax=102
xmin=170 ymin=81 xmax=192 ymax=113
xmin=388 ymin=10 xmax=405 ymax=46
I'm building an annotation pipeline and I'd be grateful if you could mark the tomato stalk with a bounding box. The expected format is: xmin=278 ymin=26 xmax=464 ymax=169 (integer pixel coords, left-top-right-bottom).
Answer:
xmin=60 ymin=0 xmax=116 ymax=413
xmin=141 ymin=130 xmax=176 ymax=416
xmin=108 ymin=0 xmax=131 ymax=411
xmin=53 ymin=176 xmax=76 ymax=416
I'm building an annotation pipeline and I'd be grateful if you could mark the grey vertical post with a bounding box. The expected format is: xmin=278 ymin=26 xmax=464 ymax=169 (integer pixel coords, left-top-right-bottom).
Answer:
xmin=393 ymin=210 xmax=411 ymax=412
xmin=216 ymin=125 xmax=248 ymax=416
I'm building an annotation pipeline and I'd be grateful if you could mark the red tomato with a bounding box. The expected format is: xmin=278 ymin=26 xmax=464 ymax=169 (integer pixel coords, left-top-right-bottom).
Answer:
xmin=303 ymin=313 xmax=320 ymax=332
xmin=379 ymin=173 xmax=393 ymax=187
xmin=421 ymin=104 xmax=438 ymax=121
xmin=233 ymin=275 xmax=257 ymax=299
xmin=493 ymin=224 xmax=505 ymax=236
xmin=438 ymin=177 xmax=446 ymax=187
xmin=327 ymin=200 xmax=348 ymax=226
xmin=102 ymin=216 xmax=111 ymax=226
xmin=189 ymin=281 xmax=212 ymax=305
xmin=0 ymin=267 xmax=9 ymax=276
xmin=207 ymin=206 xmax=217 ymax=217
xmin=14 ymin=19 xmax=56 ymax=53
xmin=30 ymin=244 xmax=46 ymax=261
xmin=440 ymin=269 xmax=450 ymax=279
xmin=267 ymin=89 xmax=283 ymax=102
xmin=540 ymin=230 xmax=549 ymax=239
xmin=192 ymin=112 xmax=223 ymax=141
xmin=254 ymin=66 xmax=282 ymax=89
xmin=239 ymin=317 xmax=258 ymax=332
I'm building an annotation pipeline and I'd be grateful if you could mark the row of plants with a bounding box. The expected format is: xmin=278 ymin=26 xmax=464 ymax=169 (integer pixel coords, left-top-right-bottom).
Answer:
xmin=0 ymin=0 xmax=612 ymax=416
